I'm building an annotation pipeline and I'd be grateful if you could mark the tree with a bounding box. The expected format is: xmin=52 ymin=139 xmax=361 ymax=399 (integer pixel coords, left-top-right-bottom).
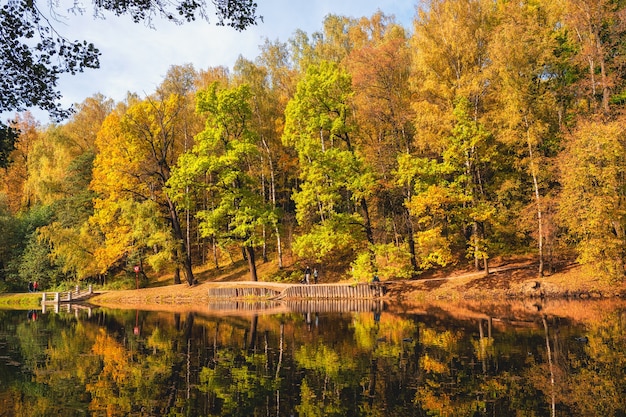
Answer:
xmin=37 ymin=151 xmax=101 ymax=281
xmin=563 ymin=0 xmax=626 ymax=114
xmin=409 ymin=0 xmax=498 ymax=272
xmin=232 ymin=48 xmax=297 ymax=268
xmin=558 ymin=117 xmax=626 ymax=281
xmin=488 ymin=0 xmax=564 ymax=276
xmin=283 ymin=60 xmax=376 ymax=271
xmin=0 ymin=0 xmax=260 ymax=126
xmin=169 ymin=82 xmax=274 ymax=281
xmin=346 ymin=12 xmax=418 ymax=273
xmin=0 ymin=113 xmax=39 ymax=213
xmin=396 ymin=98 xmax=497 ymax=273
xmin=0 ymin=122 xmax=18 ymax=169
xmin=92 ymin=91 xmax=197 ymax=285
xmin=15 ymin=95 xmax=113 ymax=281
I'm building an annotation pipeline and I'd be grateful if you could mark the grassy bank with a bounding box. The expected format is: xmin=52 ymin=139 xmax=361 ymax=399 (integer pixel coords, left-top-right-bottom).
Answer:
xmin=0 ymin=292 xmax=42 ymax=309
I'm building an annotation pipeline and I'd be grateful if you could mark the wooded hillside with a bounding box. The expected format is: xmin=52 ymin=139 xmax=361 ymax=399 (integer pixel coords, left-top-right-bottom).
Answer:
xmin=2 ymin=0 xmax=626 ymax=290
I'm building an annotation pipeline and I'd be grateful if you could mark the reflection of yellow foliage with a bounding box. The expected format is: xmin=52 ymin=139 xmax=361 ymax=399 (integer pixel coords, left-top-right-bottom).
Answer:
xmin=417 ymin=386 xmax=482 ymax=417
xmin=470 ymin=337 xmax=493 ymax=361
xmin=87 ymin=329 xmax=133 ymax=415
xmin=421 ymin=354 xmax=448 ymax=374
xmin=416 ymin=387 xmax=453 ymax=416
xmin=378 ymin=314 xmax=418 ymax=344
xmin=296 ymin=379 xmax=324 ymax=417
xmin=91 ymin=329 xmax=131 ymax=381
xmin=420 ymin=326 xmax=460 ymax=349
xmin=481 ymin=378 xmax=506 ymax=398
xmin=295 ymin=343 xmax=344 ymax=376
xmin=350 ymin=313 xmax=419 ymax=353
xmin=146 ymin=327 xmax=172 ymax=352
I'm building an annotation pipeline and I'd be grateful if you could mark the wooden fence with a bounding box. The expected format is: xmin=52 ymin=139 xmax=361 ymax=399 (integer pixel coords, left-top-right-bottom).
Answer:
xmin=207 ymin=283 xmax=385 ymax=301
xmin=41 ymin=285 xmax=93 ymax=305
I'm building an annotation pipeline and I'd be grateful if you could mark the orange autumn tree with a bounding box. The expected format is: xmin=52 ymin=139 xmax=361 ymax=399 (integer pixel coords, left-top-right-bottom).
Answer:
xmin=346 ymin=12 xmax=418 ymax=277
xmin=0 ymin=113 xmax=39 ymax=213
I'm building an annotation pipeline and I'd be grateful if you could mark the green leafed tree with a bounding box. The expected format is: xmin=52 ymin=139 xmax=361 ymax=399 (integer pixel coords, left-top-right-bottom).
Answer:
xmin=232 ymin=52 xmax=295 ymax=268
xmin=169 ymin=82 xmax=275 ymax=281
xmin=283 ymin=60 xmax=376 ymax=273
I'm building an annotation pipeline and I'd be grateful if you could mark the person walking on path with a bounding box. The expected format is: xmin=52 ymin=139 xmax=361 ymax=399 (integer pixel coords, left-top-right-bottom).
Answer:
xmin=313 ymin=267 xmax=319 ymax=284
xmin=304 ymin=266 xmax=311 ymax=285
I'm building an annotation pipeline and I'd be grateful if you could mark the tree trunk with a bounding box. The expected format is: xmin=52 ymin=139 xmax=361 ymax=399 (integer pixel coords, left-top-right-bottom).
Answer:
xmin=526 ymin=122 xmax=544 ymax=277
xmin=245 ymin=245 xmax=258 ymax=281
xmin=473 ymin=221 xmax=481 ymax=270
xmin=166 ymin=196 xmax=195 ymax=285
xmin=275 ymin=224 xmax=283 ymax=269
xmin=483 ymin=252 xmax=489 ymax=275
xmin=405 ymin=209 xmax=418 ymax=274
xmin=360 ymin=198 xmax=375 ymax=245
xmin=212 ymin=237 xmax=220 ymax=270
xmin=173 ymin=266 xmax=181 ymax=285
xmin=262 ymin=225 xmax=268 ymax=262
xmin=592 ymin=27 xmax=610 ymax=114
xmin=261 ymin=136 xmax=283 ymax=269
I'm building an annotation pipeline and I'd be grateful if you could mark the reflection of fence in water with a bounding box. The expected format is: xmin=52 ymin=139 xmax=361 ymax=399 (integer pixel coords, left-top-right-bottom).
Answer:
xmin=207 ymin=287 xmax=282 ymax=299
xmin=41 ymin=302 xmax=93 ymax=317
xmin=284 ymin=299 xmax=384 ymax=313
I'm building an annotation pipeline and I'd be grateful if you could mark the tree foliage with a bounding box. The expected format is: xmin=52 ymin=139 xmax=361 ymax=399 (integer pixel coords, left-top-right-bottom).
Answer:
xmin=169 ymin=82 xmax=274 ymax=281
xmin=0 ymin=0 xmax=260 ymax=124
xmin=6 ymin=2 xmax=626 ymax=286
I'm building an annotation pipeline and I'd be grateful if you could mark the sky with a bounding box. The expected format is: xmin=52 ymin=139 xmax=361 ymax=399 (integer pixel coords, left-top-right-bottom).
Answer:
xmin=17 ymin=0 xmax=418 ymax=124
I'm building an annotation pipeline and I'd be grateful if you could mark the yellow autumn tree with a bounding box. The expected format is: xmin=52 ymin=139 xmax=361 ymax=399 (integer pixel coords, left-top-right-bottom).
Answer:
xmin=91 ymin=88 xmax=199 ymax=285
xmin=558 ymin=116 xmax=626 ymax=280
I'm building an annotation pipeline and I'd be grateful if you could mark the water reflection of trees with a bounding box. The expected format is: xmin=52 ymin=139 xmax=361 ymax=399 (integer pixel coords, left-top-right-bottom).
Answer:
xmin=527 ymin=313 xmax=626 ymax=417
xmin=1 ymin=307 xmax=626 ymax=415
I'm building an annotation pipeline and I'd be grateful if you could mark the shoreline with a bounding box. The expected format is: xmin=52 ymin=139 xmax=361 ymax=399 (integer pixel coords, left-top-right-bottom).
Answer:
xmin=83 ymin=261 xmax=626 ymax=322
xmin=81 ymin=259 xmax=626 ymax=303
xmin=4 ymin=260 xmax=626 ymax=322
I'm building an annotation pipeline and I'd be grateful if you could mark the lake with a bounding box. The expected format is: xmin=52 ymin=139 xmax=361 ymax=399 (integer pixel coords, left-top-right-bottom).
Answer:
xmin=1 ymin=298 xmax=625 ymax=416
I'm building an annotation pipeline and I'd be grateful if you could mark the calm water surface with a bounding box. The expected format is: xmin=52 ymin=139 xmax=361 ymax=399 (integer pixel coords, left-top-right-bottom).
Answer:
xmin=0 ymin=299 xmax=625 ymax=416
